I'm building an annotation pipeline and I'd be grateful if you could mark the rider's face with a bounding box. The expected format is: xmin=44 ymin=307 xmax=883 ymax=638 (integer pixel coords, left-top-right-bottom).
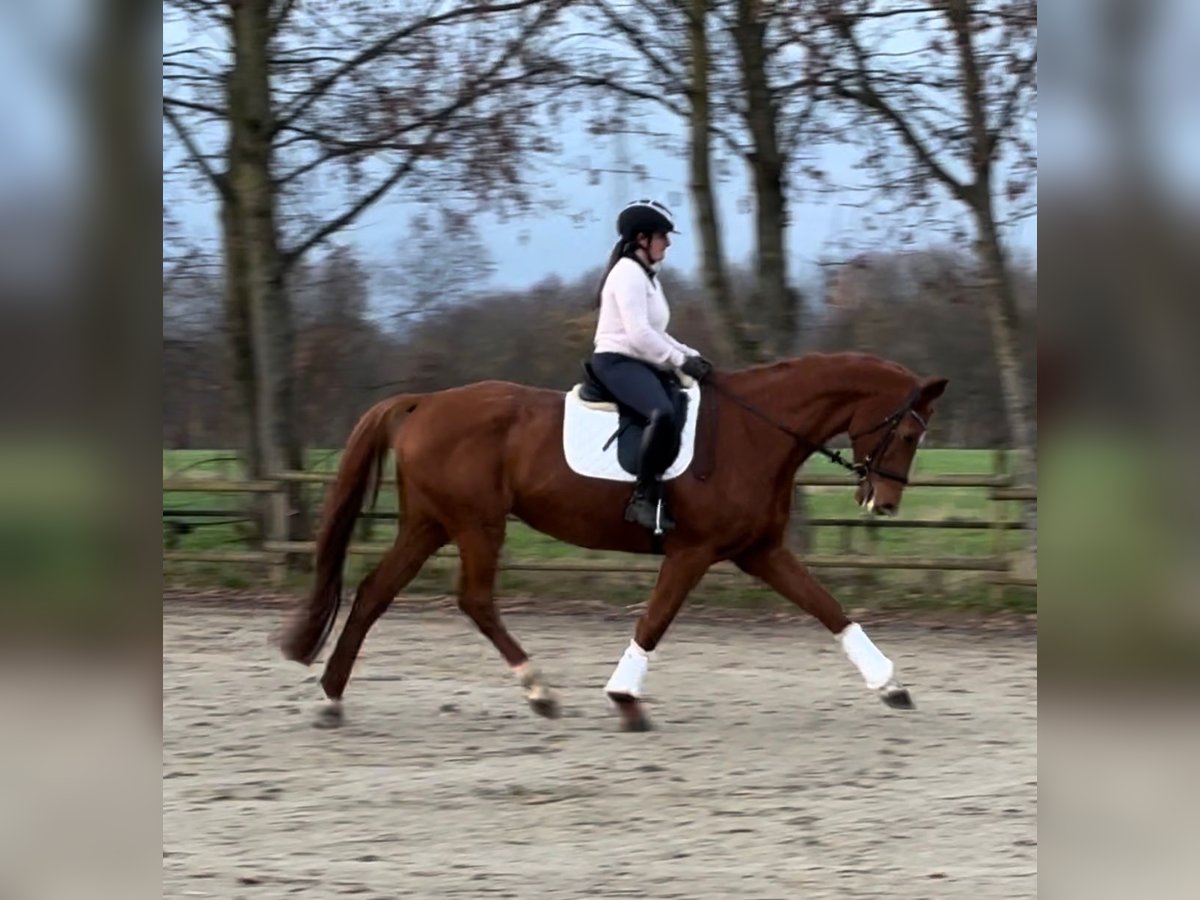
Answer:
xmin=641 ymin=231 xmax=671 ymax=263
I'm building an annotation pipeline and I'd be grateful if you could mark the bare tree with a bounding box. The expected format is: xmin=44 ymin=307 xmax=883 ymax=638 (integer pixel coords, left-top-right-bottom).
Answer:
xmin=719 ymin=0 xmax=832 ymax=357
xmin=686 ymin=0 xmax=742 ymax=357
xmin=163 ymin=0 xmax=571 ymax=543
xmin=576 ymin=0 xmax=824 ymax=362
xmin=807 ymin=0 xmax=1037 ymax=467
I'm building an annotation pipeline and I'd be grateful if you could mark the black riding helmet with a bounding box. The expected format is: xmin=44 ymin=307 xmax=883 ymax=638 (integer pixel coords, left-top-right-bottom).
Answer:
xmin=616 ymin=199 xmax=680 ymax=241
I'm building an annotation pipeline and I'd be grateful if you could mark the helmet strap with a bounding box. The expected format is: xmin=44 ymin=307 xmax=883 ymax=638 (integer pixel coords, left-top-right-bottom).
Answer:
xmin=625 ymin=241 xmax=658 ymax=281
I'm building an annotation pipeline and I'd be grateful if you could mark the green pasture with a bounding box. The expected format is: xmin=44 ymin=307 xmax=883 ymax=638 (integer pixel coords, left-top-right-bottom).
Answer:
xmin=163 ymin=447 xmax=1034 ymax=613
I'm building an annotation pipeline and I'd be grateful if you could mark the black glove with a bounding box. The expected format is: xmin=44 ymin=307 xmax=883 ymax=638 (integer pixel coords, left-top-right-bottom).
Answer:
xmin=680 ymin=355 xmax=713 ymax=382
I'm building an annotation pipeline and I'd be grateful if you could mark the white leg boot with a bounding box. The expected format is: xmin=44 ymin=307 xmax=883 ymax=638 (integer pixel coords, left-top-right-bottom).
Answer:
xmin=838 ymin=623 xmax=915 ymax=709
xmin=605 ymin=639 xmax=651 ymax=698
xmin=838 ymin=623 xmax=894 ymax=689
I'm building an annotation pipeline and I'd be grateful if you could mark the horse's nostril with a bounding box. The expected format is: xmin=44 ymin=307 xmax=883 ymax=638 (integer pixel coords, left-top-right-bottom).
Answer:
xmin=875 ymin=503 xmax=897 ymax=516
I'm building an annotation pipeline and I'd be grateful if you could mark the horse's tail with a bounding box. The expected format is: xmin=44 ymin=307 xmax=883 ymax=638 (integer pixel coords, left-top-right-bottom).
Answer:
xmin=280 ymin=393 xmax=423 ymax=665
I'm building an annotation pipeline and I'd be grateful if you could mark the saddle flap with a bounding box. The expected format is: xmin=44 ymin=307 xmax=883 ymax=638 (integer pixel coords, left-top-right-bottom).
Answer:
xmin=562 ymin=381 xmax=702 ymax=483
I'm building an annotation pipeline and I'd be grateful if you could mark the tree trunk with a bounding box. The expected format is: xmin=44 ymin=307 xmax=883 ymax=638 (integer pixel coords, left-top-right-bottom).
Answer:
xmin=732 ymin=0 xmax=793 ymax=358
xmin=948 ymin=0 xmax=1034 ymax=568
xmin=974 ymin=198 xmax=1036 ymax=573
xmin=228 ymin=0 xmax=308 ymax=551
xmin=220 ymin=197 xmax=269 ymax=541
xmin=687 ymin=0 xmax=759 ymax=364
xmin=946 ymin=0 xmax=1032 ymax=463
xmin=754 ymin=162 xmax=792 ymax=357
xmin=731 ymin=0 xmax=808 ymax=551
xmin=974 ymin=201 xmax=1033 ymax=463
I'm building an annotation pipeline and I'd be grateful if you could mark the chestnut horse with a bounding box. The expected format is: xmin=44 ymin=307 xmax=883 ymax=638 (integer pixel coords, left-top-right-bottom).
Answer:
xmin=280 ymin=352 xmax=947 ymax=730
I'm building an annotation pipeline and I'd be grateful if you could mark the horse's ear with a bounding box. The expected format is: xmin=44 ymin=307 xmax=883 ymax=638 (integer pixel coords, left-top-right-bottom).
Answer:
xmin=919 ymin=376 xmax=948 ymax=402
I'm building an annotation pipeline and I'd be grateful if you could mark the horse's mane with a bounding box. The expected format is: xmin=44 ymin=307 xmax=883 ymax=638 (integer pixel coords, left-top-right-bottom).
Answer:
xmin=728 ymin=351 xmax=918 ymax=391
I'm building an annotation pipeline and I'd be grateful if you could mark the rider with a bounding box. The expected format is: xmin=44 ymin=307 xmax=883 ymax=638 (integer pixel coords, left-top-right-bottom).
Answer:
xmin=590 ymin=198 xmax=714 ymax=532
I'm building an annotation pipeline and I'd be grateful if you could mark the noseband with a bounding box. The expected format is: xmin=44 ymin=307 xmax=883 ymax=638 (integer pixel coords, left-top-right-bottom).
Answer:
xmin=708 ymin=379 xmax=927 ymax=485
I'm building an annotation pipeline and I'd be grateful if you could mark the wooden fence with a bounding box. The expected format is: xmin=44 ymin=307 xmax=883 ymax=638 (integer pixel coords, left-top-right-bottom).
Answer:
xmin=163 ymin=453 xmax=1037 ymax=592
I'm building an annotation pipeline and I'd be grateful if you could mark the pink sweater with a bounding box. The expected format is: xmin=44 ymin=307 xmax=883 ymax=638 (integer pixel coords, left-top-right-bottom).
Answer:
xmin=593 ymin=258 xmax=697 ymax=370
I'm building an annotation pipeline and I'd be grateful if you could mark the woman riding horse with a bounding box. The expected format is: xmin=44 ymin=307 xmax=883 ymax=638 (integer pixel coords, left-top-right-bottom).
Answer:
xmin=590 ymin=199 xmax=714 ymax=532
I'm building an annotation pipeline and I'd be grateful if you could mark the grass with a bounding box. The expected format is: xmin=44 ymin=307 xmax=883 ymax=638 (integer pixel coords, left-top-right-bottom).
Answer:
xmin=163 ymin=447 xmax=1035 ymax=613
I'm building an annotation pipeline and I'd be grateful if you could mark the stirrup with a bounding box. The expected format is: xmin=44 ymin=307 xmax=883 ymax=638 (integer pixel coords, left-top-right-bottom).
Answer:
xmin=651 ymin=497 xmax=674 ymax=535
xmin=625 ymin=488 xmax=675 ymax=534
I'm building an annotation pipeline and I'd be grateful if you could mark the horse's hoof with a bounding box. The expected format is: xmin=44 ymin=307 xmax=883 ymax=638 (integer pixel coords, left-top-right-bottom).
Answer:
xmin=515 ymin=663 xmax=560 ymax=719
xmin=880 ymin=685 xmax=915 ymax=710
xmin=528 ymin=694 xmax=561 ymax=719
xmin=609 ymin=693 xmax=652 ymax=732
xmin=621 ymin=715 xmax=654 ymax=733
xmin=313 ymin=703 xmax=344 ymax=728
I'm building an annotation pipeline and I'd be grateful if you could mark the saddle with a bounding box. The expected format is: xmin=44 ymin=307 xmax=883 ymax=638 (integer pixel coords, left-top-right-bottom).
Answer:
xmin=578 ymin=361 xmax=690 ymax=477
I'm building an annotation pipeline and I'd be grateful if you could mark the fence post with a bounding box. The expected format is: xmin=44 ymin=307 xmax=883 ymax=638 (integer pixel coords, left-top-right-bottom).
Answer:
xmin=991 ymin=449 xmax=1009 ymax=605
xmin=268 ymin=478 xmax=288 ymax=588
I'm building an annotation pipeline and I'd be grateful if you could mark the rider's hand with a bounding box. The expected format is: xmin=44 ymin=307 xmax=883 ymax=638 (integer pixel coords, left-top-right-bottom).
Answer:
xmin=680 ymin=355 xmax=713 ymax=382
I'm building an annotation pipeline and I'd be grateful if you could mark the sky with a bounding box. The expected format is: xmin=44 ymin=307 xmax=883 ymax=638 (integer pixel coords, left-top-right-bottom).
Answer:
xmin=160 ymin=8 xmax=1039 ymax=295
xmin=0 ymin=0 xmax=92 ymax=295
xmin=1039 ymin=0 xmax=1200 ymax=210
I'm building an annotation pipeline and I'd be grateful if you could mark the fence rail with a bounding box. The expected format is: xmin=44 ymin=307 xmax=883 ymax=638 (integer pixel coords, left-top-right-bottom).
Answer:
xmin=165 ymin=541 xmax=1009 ymax=574
xmin=164 ymin=468 xmax=1017 ymax=489
xmin=163 ymin=459 xmax=1037 ymax=591
xmin=163 ymin=508 xmax=1028 ymax=532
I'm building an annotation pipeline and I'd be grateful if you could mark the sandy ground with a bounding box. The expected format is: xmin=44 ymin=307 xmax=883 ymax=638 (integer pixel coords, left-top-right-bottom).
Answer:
xmin=163 ymin=599 xmax=1037 ymax=899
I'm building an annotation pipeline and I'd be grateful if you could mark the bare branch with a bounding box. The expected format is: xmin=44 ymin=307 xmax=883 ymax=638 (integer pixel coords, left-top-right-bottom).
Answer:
xmin=280 ymin=128 xmax=441 ymax=267
xmin=943 ymin=0 xmax=990 ymax=179
xmin=274 ymin=120 xmax=441 ymax=188
xmin=270 ymin=0 xmax=300 ymax=35
xmin=163 ymin=102 xmax=231 ymax=202
xmin=164 ymin=0 xmax=231 ymax=28
xmin=823 ymin=5 xmax=944 ymax=21
xmin=779 ymin=87 xmax=821 ymax=159
xmin=773 ymin=73 xmax=817 ymax=99
xmin=164 ymin=95 xmax=226 ymax=119
xmin=572 ymin=74 xmax=745 ymax=157
xmin=989 ymin=49 xmax=1037 ymax=158
xmin=274 ymin=0 xmax=558 ymax=136
xmin=832 ymin=19 xmax=968 ymax=202
xmin=282 ymin=9 xmax=560 ymax=265
xmin=591 ymin=0 xmax=689 ymax=95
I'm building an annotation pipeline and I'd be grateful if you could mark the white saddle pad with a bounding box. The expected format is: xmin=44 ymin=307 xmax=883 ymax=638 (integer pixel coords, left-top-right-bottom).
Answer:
xmin=562 ymin=383 xmax=701 ymax=482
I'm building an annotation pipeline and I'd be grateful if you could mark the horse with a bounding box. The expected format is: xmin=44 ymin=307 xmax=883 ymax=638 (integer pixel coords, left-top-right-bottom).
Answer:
xmin=279 ymin=352 xmax=948 ymax=731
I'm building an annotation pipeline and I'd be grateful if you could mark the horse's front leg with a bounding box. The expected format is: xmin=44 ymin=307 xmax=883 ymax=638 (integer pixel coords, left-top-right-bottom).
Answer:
xmin=736 ymin=544 xmax=915 ymax=710
xmin=605 ymin=548 xmax=712 ymax=731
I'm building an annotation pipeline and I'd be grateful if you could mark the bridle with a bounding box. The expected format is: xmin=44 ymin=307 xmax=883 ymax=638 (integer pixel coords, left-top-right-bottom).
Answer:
xmin=706 ymin=377 xmax=927 ymax=486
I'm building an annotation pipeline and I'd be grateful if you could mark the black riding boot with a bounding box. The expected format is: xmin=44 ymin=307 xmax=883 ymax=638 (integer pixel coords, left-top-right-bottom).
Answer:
xmin=624 ymin=410 xmax=676 ymax=533
xmin=625 ymin=478 xmax=675 ymax=533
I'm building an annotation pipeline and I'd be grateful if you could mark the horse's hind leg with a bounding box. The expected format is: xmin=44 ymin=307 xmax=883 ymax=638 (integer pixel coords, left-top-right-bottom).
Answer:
xmin=735 ymin=543 xmax=914 ymax=710
xmin=454 ymin=524 xmax=560 ymax=719
xmin=314 ymin=518 xmax=447 ymax=727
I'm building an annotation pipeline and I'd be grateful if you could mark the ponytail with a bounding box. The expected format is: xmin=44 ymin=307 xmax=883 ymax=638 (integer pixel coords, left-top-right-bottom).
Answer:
xmin=594 ymin=239 xmax=629 ymax=309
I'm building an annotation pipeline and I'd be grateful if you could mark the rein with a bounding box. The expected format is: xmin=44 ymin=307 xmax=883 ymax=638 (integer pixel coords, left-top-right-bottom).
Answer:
xmin=705 ymin=375 xmax=926 ymax=485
